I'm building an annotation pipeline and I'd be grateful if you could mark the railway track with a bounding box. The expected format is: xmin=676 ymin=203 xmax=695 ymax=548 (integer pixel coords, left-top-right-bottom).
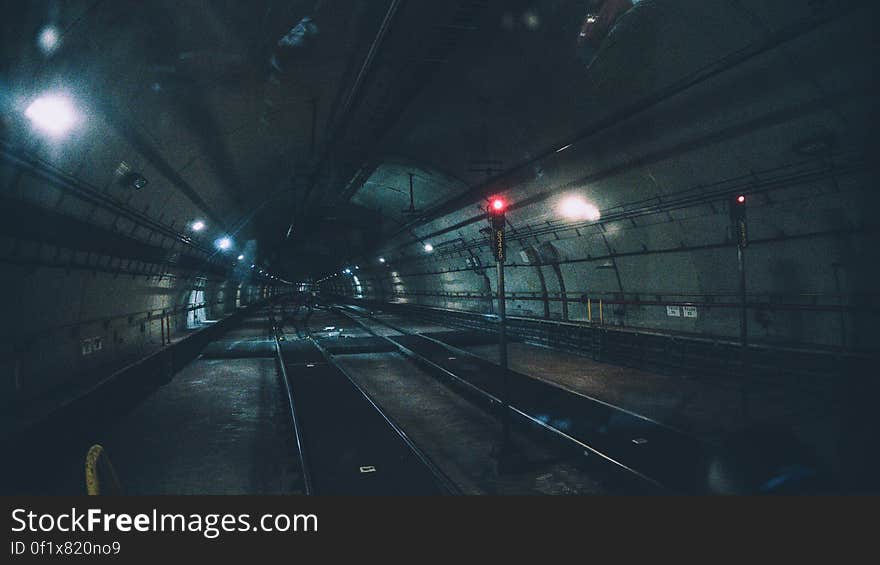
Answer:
xmin=272 ymin=305 xmax=459 ymax=495
xmin=333 ymin=304 xmax=715 ymax=494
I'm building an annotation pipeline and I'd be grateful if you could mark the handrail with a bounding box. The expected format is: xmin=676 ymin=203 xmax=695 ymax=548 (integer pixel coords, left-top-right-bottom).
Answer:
xmin=371 ymin=299 xmax=875 ymax=359
xmin=0 ymin=299 xmax=249 ymax=348
xmin=381 ymin=291 xmax=875 ymax=313
xmin=2 ymin=304 xmax=258 ymax=443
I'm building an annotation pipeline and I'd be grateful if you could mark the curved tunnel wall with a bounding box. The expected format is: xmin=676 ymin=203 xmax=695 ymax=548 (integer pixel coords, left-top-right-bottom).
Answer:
xmin=0 ymin=262 xmax=278 ymax=405
xmin=0 ymin=142 xmax=285 ymax=409
xmin=344 ymin=156 xmax=875 ymax=352
xmin=325 ymin=3 xmax=878 ymax=353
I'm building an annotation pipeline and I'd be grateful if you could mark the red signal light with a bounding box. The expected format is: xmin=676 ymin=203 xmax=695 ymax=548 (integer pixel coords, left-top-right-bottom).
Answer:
xmin=490 ymin=197 xmax=506 ymax=213
xmin=736 ymin=195 xmax=746 ymax=204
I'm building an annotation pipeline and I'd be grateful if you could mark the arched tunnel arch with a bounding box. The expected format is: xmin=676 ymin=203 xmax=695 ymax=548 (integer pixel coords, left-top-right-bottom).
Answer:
xmin=2 ymin=0 xmax=878 ymax=496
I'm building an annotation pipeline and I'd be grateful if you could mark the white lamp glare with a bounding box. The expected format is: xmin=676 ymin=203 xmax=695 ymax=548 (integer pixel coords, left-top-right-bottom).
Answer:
xmin=216 ymin=237 xmax=232 ymax=251
xmin=423 ymin=243 xmax=434 ymax=253
xmin=191 ymin=220 xmax=206 ymax=232
xmin=25 ymin=94 xmax=78 ymax=137
xmin=560 ymin=196 xmax=601 ymax=221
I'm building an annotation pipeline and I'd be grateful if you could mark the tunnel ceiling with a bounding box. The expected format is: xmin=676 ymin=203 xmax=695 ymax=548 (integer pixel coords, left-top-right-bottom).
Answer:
xmin=0 ymin=0 xmax=872 ymax=280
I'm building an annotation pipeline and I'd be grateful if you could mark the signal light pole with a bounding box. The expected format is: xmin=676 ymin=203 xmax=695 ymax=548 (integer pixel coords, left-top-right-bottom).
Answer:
xmin=731 ymin=194 xmax=750 ymax=422
xmin=488 ymin=197 xmax=513 ymax=468
xmin=731 ymin=194 xmax=748 ymax=348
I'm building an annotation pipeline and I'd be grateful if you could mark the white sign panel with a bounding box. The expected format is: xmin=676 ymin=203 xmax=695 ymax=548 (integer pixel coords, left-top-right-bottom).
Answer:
xmin=682 ymin=306 xmax=698 ymax=318
xmin=666 ymin=305 xmax=681 ymax=317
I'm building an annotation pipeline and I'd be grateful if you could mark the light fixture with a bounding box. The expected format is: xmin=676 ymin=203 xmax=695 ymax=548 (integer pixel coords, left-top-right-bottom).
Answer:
xmin=559 ymin=196 xmax=600 ymax=221
xmin=191 ymin=220 xmax=206 ymax=232
xmin=423 ymin=243 xmax=434 ymax=253
xmin=237 ymin=254 xmax=244 ymax=261
xmin=216 ymin=237 xmax=232 ymax=251
xmin=120 ymin=172 xmax=148 ymax=190
xmin=37 ymin=25 xmax=60 ymax=55
xmin=378 ymin=257 xmax=385 ymax=263
xmin=24 ymin=94 xmax=78 ymax=138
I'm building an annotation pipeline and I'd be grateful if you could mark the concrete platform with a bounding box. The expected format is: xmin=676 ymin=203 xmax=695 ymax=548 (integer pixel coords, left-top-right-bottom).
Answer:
xmin=371 ymin=309 xmax=831 ymax=444
xmin=200 ymin=337 xmax=276 ymax=358
xmin=102 ymin=356 xmax=301 ymax=494
xmin=462 ymin=342 xmax=840 ymax=484
xmin=2 ymin=308 xmax=302 ymax=495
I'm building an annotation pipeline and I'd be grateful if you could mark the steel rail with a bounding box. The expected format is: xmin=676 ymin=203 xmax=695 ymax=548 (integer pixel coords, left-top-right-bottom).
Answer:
xmin=272 ymin=321 xmax=314 ymax=495
xmin=310 ymin=331 xmax=461 ymax=496
xmin=274 ymin=301 xmax=460 ymax=495
xmin=332 ymin=304 xmax=689 ymax=493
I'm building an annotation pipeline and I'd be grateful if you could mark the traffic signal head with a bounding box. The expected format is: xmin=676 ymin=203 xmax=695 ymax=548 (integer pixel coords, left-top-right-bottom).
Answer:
xmin=730 ymin=194 xmax=746 ymax=220
xmin=488 ymin=196 xmax=507 ymax=229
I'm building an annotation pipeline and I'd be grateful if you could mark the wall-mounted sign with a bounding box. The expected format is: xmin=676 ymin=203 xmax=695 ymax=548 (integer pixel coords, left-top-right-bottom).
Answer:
xmin=683 ymin=305 xmax=698 ymax=318
xmin=666 ymin=305 xmax=681 ymax=317
xmin=81 ymin=337 xmax=104 ymax=356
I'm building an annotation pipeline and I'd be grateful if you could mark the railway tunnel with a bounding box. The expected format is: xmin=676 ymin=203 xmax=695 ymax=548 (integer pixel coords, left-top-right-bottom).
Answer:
xmin=1 ymin=0 xmax=878 ymax=496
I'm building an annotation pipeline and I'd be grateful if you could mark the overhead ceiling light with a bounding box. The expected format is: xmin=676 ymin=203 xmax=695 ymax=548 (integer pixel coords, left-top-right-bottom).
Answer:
xmin=24 ymin=94 xmax=79 ymax=137
xmin=237 ymin=254 xmax=245 ymax=261
xmin=191 ymin=220 xmax=206 ymax=232
xmin=216 ymin=237 xmax=232 ymax=251
xmin=559 ymin=196 xmax=600 ymax=221
xmin=423 ymin=243 xmax=434 ymax=253
xmin=378 ymin=257 xmax=385 ymax=263
xmin=37 ymin=25 xmax=61 ymax=55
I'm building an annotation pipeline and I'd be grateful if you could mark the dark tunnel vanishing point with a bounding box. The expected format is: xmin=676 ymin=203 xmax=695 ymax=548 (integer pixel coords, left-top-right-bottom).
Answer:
xmin=0 ymin=0 xmax=878 ymax=496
